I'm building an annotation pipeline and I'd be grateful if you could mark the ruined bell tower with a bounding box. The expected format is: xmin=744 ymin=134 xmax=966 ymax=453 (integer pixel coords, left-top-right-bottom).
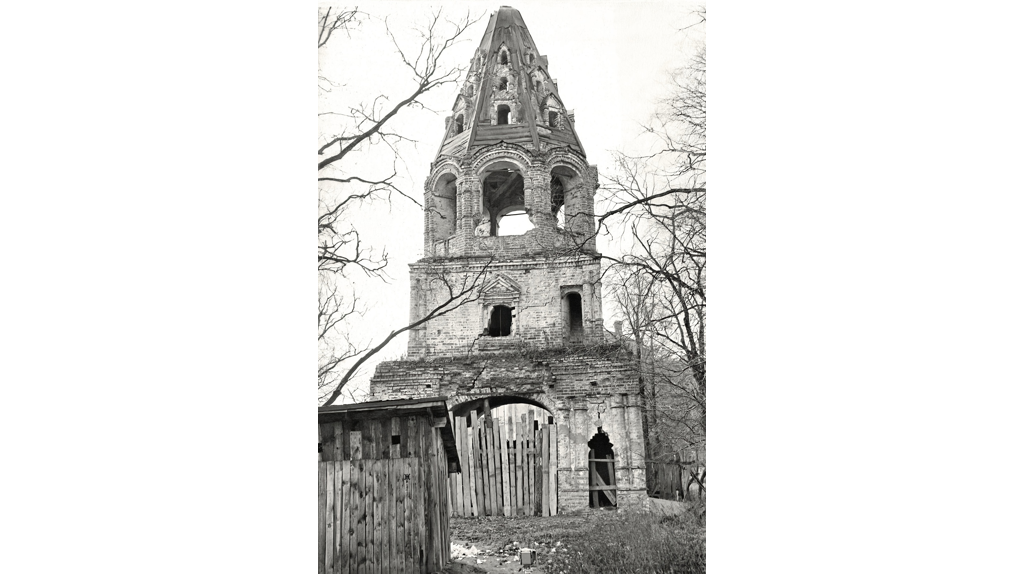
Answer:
xmin=370 ymin=6 xmax=647 ymax=514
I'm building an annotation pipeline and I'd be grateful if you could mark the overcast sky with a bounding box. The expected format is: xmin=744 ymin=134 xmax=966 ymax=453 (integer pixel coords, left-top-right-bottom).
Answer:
xmin=319 ymin=2 xmax=705 ymax=400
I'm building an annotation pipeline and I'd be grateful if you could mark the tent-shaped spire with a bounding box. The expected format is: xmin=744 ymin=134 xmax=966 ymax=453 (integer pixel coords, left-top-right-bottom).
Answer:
xmin=435 ymin=6 xmax=586 ymax=160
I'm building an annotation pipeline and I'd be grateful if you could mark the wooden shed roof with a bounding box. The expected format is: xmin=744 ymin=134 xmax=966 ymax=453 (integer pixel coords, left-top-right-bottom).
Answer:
xmin=318 ymin=397 xmax=460 ymax=472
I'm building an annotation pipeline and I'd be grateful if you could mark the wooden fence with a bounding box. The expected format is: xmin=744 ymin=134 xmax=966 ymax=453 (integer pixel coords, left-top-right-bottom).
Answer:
xmin=646 ymin=452 xmax=705 ymax=501
xmin=448 ymin=409 xmax=557 ymax=517
xmin=319 ymin=457 xmax=450 ymax=574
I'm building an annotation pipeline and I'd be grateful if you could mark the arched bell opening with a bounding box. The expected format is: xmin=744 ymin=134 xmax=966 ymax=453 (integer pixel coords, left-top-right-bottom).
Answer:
xmin=481 ymin=162 xmax=526 ymax=237
xmin=588 ymin=428 xmax=617 ymax=509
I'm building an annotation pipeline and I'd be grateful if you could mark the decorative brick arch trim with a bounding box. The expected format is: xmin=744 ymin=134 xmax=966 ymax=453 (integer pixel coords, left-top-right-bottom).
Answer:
xmin=426 ymin=162 xmax=463 ymax=191
xmin=468 ymin=143 xmax=534 ymax=175
xmin=544 ymin=149 xmax=589 ymax=176
xmin=447 ymin=393 xmax=560 ymax=418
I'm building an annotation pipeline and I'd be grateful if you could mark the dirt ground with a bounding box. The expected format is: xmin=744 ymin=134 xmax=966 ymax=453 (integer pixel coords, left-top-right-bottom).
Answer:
xmin=442 ymin=512 xmax=619 ymax=574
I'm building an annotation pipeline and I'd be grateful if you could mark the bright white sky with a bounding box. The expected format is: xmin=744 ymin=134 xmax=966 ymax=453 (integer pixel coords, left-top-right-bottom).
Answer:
xmin=319 ymin=1 xmax=704 ymax=400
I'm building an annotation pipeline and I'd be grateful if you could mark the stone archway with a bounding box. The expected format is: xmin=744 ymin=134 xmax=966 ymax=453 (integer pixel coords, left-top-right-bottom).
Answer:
xmin=446 ymin=394 xmax=558 ymax=517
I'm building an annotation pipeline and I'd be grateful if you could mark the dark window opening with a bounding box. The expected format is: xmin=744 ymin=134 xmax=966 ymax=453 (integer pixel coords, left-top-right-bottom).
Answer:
xmin=588 ymin=430 xmax=617 ymax=508
xmin=467 ymin=84 xmax=474 ymax=96
xmin=548 ymin=416 xmax=554 ymax=424
xmin=526 ymin=53 xmax=534 ymax=64
xmin=488 ymin=305 xmax=513 ymax=337
xmin=548 ymin=111 xmax=559 ymax=128
xmin=391 ymin=435 xmax=401 ymax=446
xmin=566 ymin=292 xmax=583 ymax=339
xmin=534 ymin=80 xmax=542 ymax=91
xmin=500 ymin=51 xmax=508 ymax=65
xmin=499 ymin=77 xmax=508 ymax=91
xmin=455 ymin=115 xmax=464 ymax=134
xmin=497 ymin=105 xmax=510 ymax=125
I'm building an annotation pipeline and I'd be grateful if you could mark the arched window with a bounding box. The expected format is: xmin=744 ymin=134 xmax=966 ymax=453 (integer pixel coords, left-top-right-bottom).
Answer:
xmin=498 ymin=77 xmax=508 ymax=91
xmin=488 ymin=305 xmax=513 ymax=337
xmin=455 ymin=114 xmax=464 ymax=134
xmin=548 ymin=111 xmax=559 ymax=128
xmin=500 ymin=50 xmax=509 ymax=65
xmin=497 ymin=105 xmax=510 ymax=125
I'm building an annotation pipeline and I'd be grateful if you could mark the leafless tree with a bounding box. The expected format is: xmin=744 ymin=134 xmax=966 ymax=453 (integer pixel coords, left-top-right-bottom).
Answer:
xmin=317 ymin=7 xmax=483 ymax=405
xmin=601 ymin=23 xmax=706 ymax=459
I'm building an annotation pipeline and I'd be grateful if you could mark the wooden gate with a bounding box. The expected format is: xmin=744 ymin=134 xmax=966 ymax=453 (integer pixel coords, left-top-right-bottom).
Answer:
xmin=447 ymin=409 xmax=557 ymax=517
xmin=319 ymin=458 xmax=443 ymax=574
xmin=589 ymin=450 xmax=617 ymax=507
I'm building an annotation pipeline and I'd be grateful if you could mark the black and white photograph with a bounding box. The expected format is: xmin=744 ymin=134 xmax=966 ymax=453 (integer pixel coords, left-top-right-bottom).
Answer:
xmin=8 ymin=2 xmax=1024 ymax=572
xmin=318 ymin=3 xmax=705 ymax=572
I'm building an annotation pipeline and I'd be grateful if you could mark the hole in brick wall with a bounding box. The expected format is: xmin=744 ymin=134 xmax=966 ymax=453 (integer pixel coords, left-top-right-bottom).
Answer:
xmin=496 ymin=104 xmax=510 ymax=125
xmin=426 ymin=384 xmax=432 ymax=389
xmin=548 ymin=384 xmax=555 ymax=389
xmin=391 ymin=435 xmax=401 ymax=445
xmin=589 ymin=380 xmax=597 ymax=386
xmin=548 ymin=416 xmax=554 ymax=424
xmin=500 ymin=50 xmax=509 ymax=65
xmin=498 ymin=77 xmax=508 ymax=91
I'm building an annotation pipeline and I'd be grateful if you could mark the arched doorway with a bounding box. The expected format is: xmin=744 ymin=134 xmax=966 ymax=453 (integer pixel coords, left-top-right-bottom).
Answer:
xmin=448 ymin=396 xmax=557 ymax=517
xmin=588 ymin=429 xmax=617 ymax=508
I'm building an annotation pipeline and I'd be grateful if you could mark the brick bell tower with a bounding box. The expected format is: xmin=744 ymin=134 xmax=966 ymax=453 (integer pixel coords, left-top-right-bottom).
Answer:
xmin=370 ymin=6 xmax=647 ymax=514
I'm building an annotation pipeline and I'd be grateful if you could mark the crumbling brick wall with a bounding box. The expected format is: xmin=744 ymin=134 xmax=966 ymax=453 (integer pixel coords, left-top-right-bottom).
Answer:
xmin=369 ymin=348 xmax=647 ymax=512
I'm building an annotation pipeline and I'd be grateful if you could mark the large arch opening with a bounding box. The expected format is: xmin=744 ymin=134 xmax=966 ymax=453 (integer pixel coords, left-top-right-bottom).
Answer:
xmin=588 ymin=429 xmax=617 ymax=508
xmin=448 ymin=396 xmax=557 ymax=517
xmin=481 ymin=162 xmax=526 ymax=237
xmin=431 ymin=173 xmax=458 ymax=239
xmin=496 ymin=105 xmax=510 ymax=125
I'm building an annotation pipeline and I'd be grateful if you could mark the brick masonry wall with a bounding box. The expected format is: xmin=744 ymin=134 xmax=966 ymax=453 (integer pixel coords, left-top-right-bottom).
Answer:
xmin=407 ymin=256 xmax=606 ymax=359
xmin=369 ymin=348 xmax=647 ymax=512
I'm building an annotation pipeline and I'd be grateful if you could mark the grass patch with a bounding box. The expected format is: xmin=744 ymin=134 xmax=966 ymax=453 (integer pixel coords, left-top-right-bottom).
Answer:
xmin=449 ymin=511 xmax=705 ymax=574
